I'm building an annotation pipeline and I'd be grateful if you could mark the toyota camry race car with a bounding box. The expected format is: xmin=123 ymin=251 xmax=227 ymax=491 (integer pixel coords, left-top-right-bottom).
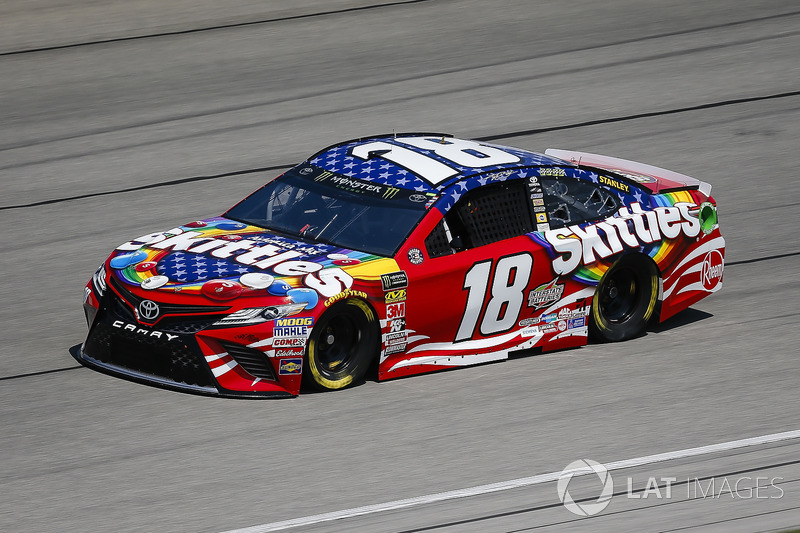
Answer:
xmin=75 ymin=134 xmax=725 ymax=398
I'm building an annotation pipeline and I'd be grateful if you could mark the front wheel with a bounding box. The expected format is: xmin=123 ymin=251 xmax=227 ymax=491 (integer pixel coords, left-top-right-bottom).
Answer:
xmin=304 ymin=299 xmax=378 ymax=391
xmin=590 ymin=254 xmax=659 ymax=342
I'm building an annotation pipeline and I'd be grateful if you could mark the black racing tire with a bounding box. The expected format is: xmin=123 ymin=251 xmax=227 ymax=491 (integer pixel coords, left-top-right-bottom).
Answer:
xmin=590 ymin=254 xmax=659 ymax=342
xmin=304 ymin=299 xmax=378 ymax=391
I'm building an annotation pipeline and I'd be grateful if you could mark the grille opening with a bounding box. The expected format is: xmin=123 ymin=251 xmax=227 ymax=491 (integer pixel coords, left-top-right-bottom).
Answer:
xmin=84 ymin=320 xmax=215 ymax=388
xmin=220 ymin=342 xmax=276 ymax=381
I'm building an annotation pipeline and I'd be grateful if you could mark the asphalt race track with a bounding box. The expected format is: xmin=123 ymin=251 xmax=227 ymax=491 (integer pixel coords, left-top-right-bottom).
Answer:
xmin=1 ymin=1 xmax=799 ymax=531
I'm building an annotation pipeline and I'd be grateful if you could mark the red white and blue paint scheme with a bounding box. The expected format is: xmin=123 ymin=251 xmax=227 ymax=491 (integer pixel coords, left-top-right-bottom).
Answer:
xmin=75 ymin=134 xmax=725 ymax=397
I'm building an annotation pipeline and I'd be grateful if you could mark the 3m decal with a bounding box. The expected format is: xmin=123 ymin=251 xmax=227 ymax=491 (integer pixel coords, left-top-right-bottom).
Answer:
xmin=544 ymin=202 xmax=701 ymax=275
xmin=455 ymin=253 xmax=533 ymax=342
xmin=386 ymin=302 xmax=406 ymax=320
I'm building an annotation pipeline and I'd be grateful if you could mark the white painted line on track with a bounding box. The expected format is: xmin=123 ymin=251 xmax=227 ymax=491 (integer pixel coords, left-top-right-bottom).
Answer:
xmin=221 ymin=429 xmax=800 ymax=533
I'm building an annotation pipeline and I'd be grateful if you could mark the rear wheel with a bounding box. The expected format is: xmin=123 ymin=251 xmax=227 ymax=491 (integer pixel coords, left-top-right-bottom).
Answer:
xmin=590 ymin=254 xmax=659 ymax=342
xmin=304 ymin=299 xmax=378 ymax=391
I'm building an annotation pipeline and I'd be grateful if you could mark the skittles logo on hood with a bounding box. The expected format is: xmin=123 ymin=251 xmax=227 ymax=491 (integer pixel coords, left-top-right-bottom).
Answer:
xmin=107 ymin=218 xmax=388 ymax=304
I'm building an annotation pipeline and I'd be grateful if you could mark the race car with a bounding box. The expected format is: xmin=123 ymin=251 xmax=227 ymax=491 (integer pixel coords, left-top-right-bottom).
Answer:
xmin=74 ymin=134 xmax=725 ymax=398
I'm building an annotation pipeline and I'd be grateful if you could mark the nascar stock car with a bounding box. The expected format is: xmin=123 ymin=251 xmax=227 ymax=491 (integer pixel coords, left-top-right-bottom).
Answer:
xmin=75 ymin=134 xmax=725 ymax=398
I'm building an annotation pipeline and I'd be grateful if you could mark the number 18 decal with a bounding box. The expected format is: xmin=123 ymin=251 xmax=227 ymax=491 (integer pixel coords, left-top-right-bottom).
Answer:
xmin=350 ymin=137 xmax=520 ymax=185
xmin=455 ymin=253 xmax=533 ymax=341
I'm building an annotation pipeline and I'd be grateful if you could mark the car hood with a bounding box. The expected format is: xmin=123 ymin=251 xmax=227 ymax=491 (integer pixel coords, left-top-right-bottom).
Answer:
xmin=105 ymin=216 xmax=396 ymax=306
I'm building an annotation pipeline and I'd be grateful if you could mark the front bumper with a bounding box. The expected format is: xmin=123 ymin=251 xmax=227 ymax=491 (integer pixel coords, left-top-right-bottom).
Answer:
xmin=75 ymin=287 xmax=298 ymax=398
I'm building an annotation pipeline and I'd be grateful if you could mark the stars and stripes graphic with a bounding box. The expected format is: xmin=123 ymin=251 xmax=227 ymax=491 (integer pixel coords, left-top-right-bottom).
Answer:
xmin=156 ymin=251 xmax=253 ymax=283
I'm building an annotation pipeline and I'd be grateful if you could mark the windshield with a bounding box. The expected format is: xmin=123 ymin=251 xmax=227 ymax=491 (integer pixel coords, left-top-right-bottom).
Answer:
xmin=225 ymin=165 xmax=435 ymax=256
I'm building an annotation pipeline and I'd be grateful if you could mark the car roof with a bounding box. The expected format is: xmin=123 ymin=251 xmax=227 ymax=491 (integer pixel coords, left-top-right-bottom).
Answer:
xmin=306 ymin=133 xmax=570 ymax=194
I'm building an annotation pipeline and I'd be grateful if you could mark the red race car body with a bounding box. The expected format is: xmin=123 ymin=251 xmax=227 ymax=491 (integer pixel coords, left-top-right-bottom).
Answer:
xmin=75 ymin=134 xmax=724 ymax=397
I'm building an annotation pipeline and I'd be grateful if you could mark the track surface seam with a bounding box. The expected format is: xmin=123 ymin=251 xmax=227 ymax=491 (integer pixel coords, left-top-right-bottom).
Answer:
xmin=3 ymin=90 xmax=798 ymax=211
xmin=3 ymin=6 xmax=797 ymax=58
xmin=0 ymin=0 xmax=435 ymax=57
xmin=2 ymin=12 xmax=798 ymax=153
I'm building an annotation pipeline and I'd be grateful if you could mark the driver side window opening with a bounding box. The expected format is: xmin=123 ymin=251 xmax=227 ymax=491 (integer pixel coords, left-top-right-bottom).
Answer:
xmin=425 ymin=181 xmax=535 ymax=258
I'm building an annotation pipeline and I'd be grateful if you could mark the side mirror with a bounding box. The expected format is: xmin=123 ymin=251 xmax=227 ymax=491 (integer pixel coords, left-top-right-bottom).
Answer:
xmin=450 ymin=236 xmax=465 ymax=251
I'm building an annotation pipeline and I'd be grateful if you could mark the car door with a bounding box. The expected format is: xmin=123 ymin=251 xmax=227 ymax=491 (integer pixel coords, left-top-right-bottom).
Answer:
xmin=392 ymin=177 xmax=556 ymax=370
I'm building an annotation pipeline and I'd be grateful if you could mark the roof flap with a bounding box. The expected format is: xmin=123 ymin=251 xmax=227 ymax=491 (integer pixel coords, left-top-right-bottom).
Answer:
xmin=545 ymin=149 xmax=711 ymax=196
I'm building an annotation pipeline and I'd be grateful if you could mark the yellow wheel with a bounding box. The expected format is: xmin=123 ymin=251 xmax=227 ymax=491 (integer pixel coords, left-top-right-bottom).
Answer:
xmin=304 ymin=299 xmax=378 ymax=391
xmin=590 ymin=254 xmax=659 ymax=342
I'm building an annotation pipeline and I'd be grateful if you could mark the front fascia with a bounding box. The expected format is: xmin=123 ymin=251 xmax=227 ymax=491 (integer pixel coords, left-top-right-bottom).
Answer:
xmin=78 ymin=217 xmax=399 ymax=397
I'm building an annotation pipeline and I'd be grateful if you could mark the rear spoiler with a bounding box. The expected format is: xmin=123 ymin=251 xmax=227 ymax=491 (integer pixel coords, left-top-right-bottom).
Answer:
xmin=544 ymin=149 xmax=712 ymax=197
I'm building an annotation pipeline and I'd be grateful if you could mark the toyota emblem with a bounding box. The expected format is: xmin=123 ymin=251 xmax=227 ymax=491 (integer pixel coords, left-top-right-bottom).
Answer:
xmin=138 ymin=300 xmax=160 ymax=320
